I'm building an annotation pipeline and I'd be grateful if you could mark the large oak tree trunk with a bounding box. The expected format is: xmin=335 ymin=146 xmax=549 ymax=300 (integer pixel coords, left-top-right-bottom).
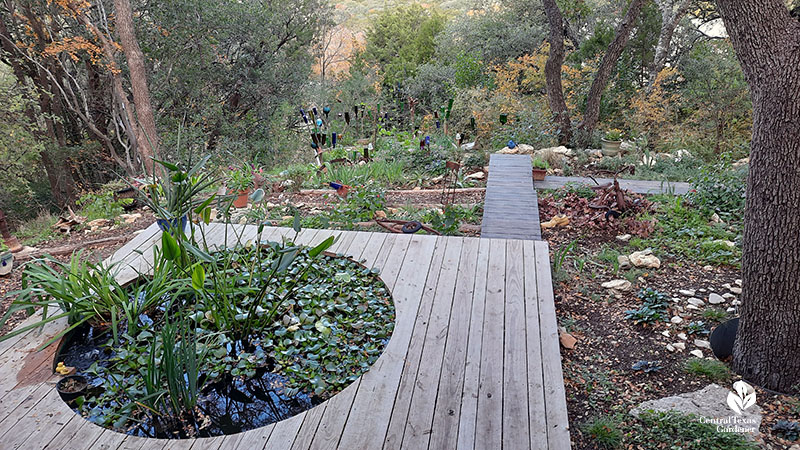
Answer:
xmin=716 ymin=0 xmax=800 ymax=393
xmin=542 ymin=0 xmax=572 ymax=145
xmin=113 ymin=0 xmax=159 ymax=174
xmin=577 ymin=0 xmax=646 ymax=141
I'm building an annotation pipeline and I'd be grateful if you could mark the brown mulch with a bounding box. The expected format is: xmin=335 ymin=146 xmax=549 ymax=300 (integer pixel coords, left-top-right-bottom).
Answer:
xmin=543 ymin=226 xmax=798 ymax=449
xmin=0 ymin=209 xmax=154 ymax=337
xmin=264 ymin=188 xmax=485 ymax=208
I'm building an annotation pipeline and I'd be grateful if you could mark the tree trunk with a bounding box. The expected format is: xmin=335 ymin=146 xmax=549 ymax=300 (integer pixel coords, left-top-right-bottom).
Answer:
xmin=717 ymin=0 xmax=800 ymax=393
xmin=113 ymin=0 xmax=158 ymax=174
xmin=577 ymin=0 xmax=646 ymax=141
xmin=542 ymin=0 xmax=572 ymax=145
xmin=647 ymin=0 xmax=691 ymax=90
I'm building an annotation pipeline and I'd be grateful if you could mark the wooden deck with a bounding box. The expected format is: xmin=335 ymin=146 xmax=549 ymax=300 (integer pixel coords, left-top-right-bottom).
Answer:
xmin=481 ymin=154 xmax=543 ymax=240
xmin=0 ymin=223 xmax=570 ymax=449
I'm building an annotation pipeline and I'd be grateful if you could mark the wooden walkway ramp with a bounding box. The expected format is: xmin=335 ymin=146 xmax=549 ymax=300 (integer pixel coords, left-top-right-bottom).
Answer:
xmin=481 ymin=154 xmax=542 ymax=240
xmin=0 ymin=223 xmax=571 ymax=449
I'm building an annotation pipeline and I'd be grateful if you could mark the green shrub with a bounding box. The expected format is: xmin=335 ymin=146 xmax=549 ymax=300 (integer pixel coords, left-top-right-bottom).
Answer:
xmin=583 ymin=416 xmax=623 ymax=449
xmin=625 ymin=288 xmax=669 ymax=324
xmin=687 ymin=160 xmax=746 ymax=221
xmin=684 ymin=358 xmax=731 ymax=383
xmin=77 ymin=190 xmax=132 ymax=222
xmin=628 ymin=411 xmax=757 ymax=449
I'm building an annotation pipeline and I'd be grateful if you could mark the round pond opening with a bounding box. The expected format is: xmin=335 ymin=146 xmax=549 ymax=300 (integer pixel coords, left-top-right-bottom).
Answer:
xmin=54 ymin=244 xmax=395 ymax=439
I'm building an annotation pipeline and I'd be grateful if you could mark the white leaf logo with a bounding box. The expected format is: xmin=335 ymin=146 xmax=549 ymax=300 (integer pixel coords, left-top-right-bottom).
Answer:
xmin=727 ymin=381 xmax=756 ymax=415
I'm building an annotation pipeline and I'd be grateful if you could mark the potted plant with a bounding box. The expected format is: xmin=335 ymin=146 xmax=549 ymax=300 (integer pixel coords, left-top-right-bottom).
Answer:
xmin=601 ymin=129 xmax=623 ymax=156
xmin=228 ymin=165 xmax=255 ymax=208
xmin=532 ymin=157 xmax=549 ymax=181
xmin=137 ymin=156 xmax=218 ymax=232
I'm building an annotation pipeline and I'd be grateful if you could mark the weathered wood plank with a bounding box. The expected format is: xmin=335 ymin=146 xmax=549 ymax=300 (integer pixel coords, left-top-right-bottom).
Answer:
xmin=382 ymin=237 xmax=448 ymax=449
xmin=502 ymin=239 xmax=529 ymax=449
xmin=456 ymin=239 xmax=490 ymax=450
xmin=475 ymin=239 xmax=506 ymax=449
xmin=523 ymin=240 xmax=549 ymax=449
xmin=534 ymin=240 xmax=571 ymax=450
xmin=427 ymin=237 xmax=480 ymax=449
xmin=337 ymin=234 xmax=437 ymax=450
xmin=289 ymin=403 xmax=327 ymax=450
xmin=399 ymin=237 xmax=463 ymax=449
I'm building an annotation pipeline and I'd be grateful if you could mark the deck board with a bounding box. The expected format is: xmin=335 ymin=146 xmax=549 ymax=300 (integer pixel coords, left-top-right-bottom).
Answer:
xmin=0 ymin=225 xmax=570 ymax=449
xmin=481 ymin=154 xmax=542 ymax=240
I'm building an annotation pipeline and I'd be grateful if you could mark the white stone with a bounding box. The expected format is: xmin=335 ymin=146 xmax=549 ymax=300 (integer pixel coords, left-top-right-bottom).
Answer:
xmin=730 ymin=287 xmax=742 ymax=295
xmin=687 ymin=297 xmax=704 ymax=307
xmin=679 ymin=289 xmax=696 ymax=297
xmin=711 ymin=239 xmax=736 ymax=248
xmin=618 ymin=255 xmax=632 ymax=270
xmin=703 ymin=265 xmax=714 ymax=271
xmin=630 ymin=384 xmax=762 ymax=439
xmin=708 ymin=293 xmax=726 ymax=305
xmin=670 ymin=316 xmax=683 ymax=324
xmin=735 ymin=279 xmax=742 ymax=286
xmin=710 ymin=213 xmax=722 ymax=223
xmin=695 ymin=339 xmax=711 ymax=349
xmin=601 ymin=279 xmax=632 ymax=291
xmin=732 ymin=299 xmax=742 ymax=306
xmin=629 ymin=250 xmax=661 ymax=269
xmin=661 ymin=330 xmax=671 ymax=337
xmin=678 ymin=333 xmax=687 ymax=340
xmin=673 ymin=342 xmax=686 ymax=351
xmin=686 ymin=305 xmax=701 ymax=311
xmin=616 ymin=234 xmax=632 ymax=242
xmin=666 ymin=344 xmax=676 ymax=352
xmin=690 ymin=349 xmax=704 ymax=358
xmin=727 ymin=307 xmax=736 ymax=313
xmin=722 ymin=293 xmax=735 ymax=299
xmin=465 ymin=171 xmax=485 ymax=180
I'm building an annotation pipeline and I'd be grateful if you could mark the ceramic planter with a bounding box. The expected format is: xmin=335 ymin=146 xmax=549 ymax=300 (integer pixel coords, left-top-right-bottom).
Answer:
xmin=532 ymin=168 xmax=547 ymax=181
xmin=233 ymin=189 xmax=250 ymax=208
xmin=601 ymin=139 xmax=622 ymax=156
xmin=0 ymin=252 xmax=12 ymax=276
xmin=56 ymin=375 xmax=88 ymax=402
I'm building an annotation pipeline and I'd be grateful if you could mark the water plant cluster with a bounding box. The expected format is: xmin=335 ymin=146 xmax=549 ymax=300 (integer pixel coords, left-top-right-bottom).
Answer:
xmin=0 ymin=159 xmax=395 ymax=438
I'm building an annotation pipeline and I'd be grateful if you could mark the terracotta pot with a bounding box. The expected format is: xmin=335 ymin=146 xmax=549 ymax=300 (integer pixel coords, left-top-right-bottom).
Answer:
xmin=233 ymin=189 xmax=250 ymax=208
xmin=601 ymin=139 xmax=622 ymax=156
xmin=532 ymin=168 xmax=547 ymax=181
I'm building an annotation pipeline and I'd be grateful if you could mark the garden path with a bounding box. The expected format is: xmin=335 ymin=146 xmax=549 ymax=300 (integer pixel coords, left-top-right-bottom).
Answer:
xmin=0 ymin=222 xmax=571 ymax=449
xmin=481 ymin=154 xmax=543 ymax=240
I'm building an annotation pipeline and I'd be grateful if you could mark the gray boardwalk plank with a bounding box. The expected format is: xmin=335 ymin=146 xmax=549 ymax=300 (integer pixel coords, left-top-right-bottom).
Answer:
xmin=475 ymin=239 xmax=506 ymax=449
xmin=534 ymin=241 xmax=572 ymax=449
xmin=481 ymin=154 xmax=542 ymax=240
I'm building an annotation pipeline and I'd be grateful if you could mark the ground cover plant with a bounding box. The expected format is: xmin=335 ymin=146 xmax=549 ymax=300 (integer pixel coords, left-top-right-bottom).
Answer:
xmin=0 ymin=160 xmax=396 ymax=438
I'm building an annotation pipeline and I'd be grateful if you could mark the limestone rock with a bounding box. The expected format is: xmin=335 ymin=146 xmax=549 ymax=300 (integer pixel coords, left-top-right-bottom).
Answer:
xmin=616 ymin=234 xmax=632 ymax=242
xmin=687 ymin=297 xmax=704 ymax=307
xmin=601 ymin=279 xmax=632 ymax=291
xmin=679 ymin=289 xmax=696 ymax=297
xmin=690 ymin=349 xmax=704 ymax=358
xmin=465 ymin=171 xmax=485 ymax=180
xmin=630 ymin=384 xmax=762 ymax=439
xmin=617 ymin=255 xmax=632 ymax=270
xmin=695 ymin=339 xmax=711 ymax=349
xmin=629 ymin=250 xmax=661 ymax=269
xmin=708 ymin=293 xmax=726 ymax=305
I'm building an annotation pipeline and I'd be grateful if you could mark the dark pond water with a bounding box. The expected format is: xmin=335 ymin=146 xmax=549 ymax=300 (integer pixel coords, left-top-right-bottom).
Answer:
xmin=56 ymin=325 xmax=321 ymax=438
